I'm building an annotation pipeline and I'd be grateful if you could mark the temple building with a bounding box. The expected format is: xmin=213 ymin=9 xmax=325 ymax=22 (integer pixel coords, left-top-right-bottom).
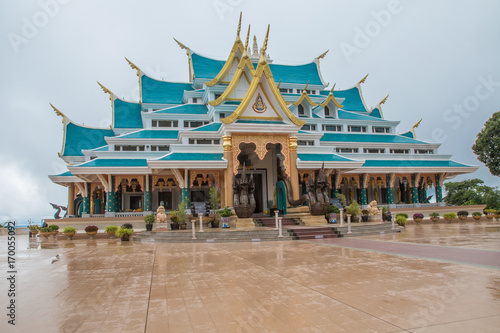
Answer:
xmin=49 ymin=16 xmax=478 ymax=218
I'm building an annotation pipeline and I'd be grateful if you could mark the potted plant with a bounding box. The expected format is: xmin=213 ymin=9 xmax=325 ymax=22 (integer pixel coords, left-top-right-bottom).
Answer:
xmin=48 ymin=224 xmax=59 ymax=238
xmin=85 ymin=225 xmax=98 ymax=239
xmin=361 ymin=209 xmax=369 ymax=222
xmin=326 ymin=205 xmax=340 ymax=223
xmin=63 ymin=226 xmax=76 ymax=240
xmin=115 ymin=227 xmax=133 ymax=241
xmin=396 ymin=213 xmax=409 ymax=219
xmin=176 ymin=199 xmax=189 ymax=230
xmin=443 ymin=212 xmax=457 ymax=223
xmin=430 ymin=212 xmax=440 ymax=222
xmin=346 ymin=201 xmax=361 ymax=222
xmin=472 ymin=212 xmax=482 ymax=221
xmin=105 ymin=225 xmax=118 ymax=238
xmin=144 ymin=214 xmax=155 ymax=231
xmin=484 ymin=209 xmax=496 ymax=220
xmin=396 ymin=215 xmax=407 ymax=227
xmin=413 ymin=213 xmax=424 ymax=224
xmin=169 ymin=212 xmax=180 ymax=230
xmin=457 ymin=211 xmax=469 ymax=221
xmin=208 ymin=188 xmax=221 ymax=227
xmin=39 ymin=227 xmax=51 ymax=238
xmin=28 ymin=225 xmax=39 ymax=237
xmin=219 ymin=207 xmax=233 ymax=228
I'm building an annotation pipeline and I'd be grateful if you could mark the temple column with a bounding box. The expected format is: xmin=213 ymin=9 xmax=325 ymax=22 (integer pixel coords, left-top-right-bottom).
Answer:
xmin=360 ymin=174 xmax=368 ymax=206
xmin=82 ymin=182 xmax=90 ymax=217
xmin=289 ymin=136 xmax=300 ymax=200
xmin=181 ymin=169 xmax=190 ymax=205
xmin=106 ymin=175 xmax=116 ymax=216
xmin=386 ymin=174 xmax=395 ymax=208
xmin=411 ymin=174 xmax=419 ymax=205
xmin=223 ymin=135 xmax=233 ymax=207
xmin=67 ymin=183 xmax=75 ymax=216
xmin=144 ymin=175 xmax=152 ymax=213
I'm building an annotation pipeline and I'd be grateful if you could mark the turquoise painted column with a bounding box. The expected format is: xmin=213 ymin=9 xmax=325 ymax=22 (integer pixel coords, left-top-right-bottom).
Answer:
xmin=386 ymin=174 xmax=394 ymax=205
xmin=181 ymin=188 xmax=190 ymax=205
xmin=411 ymin=174 xmax=418 ymax=204
xmin=435 ymin=174 xmax=443 ymax=203
xmin=359 ymin=174 xmax=367 ymax=206
xmin=332 ymin=175 xmax=338 ymax=198
xmin=144 ymin=175 xmax=152 ymax=212
xmin=82 ymin=183 xmax=90 ymax=214
xmin=107 ymin=176 xmax=116 ymax=213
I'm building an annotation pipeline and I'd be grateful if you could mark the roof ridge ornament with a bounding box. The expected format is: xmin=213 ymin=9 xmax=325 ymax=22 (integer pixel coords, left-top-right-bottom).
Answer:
xmin=358 ymin=73 xmax=369 ymax=85
xmin=379 ymin=94 xmax=389 ymax=105
xmin=243 ymin=24 xmax=251 ymax=58
xmin=124 ymin=57 xmax=141 ymax=78
xmin=50 ymin=103 xmax=66 ymax=121
xmin=173 ymin=38 xmax=189 ymax=50
xmin=316 ymin=50 xmax=329 ymax=60
xmin=236 ymin=12 xmax=242 ymax=41
xmin=329 ymin=83 xmax=336 ymax=94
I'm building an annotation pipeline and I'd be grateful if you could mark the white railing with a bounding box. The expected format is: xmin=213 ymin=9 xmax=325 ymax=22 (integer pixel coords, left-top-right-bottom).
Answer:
xmin=115 ymin=212 xmax=145 ymax=217
xmin=90 ymin=214 xmax=105 ymax=218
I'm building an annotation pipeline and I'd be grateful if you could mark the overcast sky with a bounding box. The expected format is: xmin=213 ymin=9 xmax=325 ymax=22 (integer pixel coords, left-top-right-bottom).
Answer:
xmin=1 ymin=0 xmax=499 ymax=222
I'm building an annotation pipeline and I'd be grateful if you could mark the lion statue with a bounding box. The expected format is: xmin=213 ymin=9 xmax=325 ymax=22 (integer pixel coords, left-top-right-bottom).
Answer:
xmin=367 ymin=200 xmax=381 ymax=216
xmin=156 ymin=201 xmax=167 ymax=223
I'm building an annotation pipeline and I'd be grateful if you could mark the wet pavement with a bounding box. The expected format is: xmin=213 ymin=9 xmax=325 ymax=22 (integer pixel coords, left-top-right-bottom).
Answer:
xmin=0 ymin=222 xmax=499 ymax=332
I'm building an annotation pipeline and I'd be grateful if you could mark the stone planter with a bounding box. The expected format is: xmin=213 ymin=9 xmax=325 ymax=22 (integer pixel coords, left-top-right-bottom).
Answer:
xmin=430 ymin=217 xmax=439 ymax=223
xmin=30 ymin=230 xmax=39 ymax=237
xmin=444 ymin=217 xmax=453 ymax=223
xmin=145 ymin=224 xmax=153 ymax=231
xmin=458 ymin=216 xmax=467 ymax=222
xmin=40 ymin=232 xmax=51 ymax=239
xmin=107 ymin=231 xmax=116 ymax=238
xmin=64 ymin=232 xmax=75 ymax=240
xmin=86 ymin=231 xmax=97 ymax=239
xmin=414 ymin=218 xmax=423 ymax=224
xmin=486 ymin=215 xmax=494 ymax=220
xmin=51 ymin=231 xmax=59 ymax=238
xmin=472 ymin=215 xmax=481 ymax=221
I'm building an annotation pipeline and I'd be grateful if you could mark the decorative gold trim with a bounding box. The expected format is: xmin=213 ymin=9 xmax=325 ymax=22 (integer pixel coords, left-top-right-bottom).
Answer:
xmin=239 ymin=116 xmax=282 ymax=120
xmin=289 ymin=136 xmax=297 ymax=152
xmin=291 ymin=91 xmax=318 ymax=107
xmin=316 ymin=50 xmax=329 ymax=60
xmin=319 ymin=85 xmax=344 ymax=109
xmin=252 ymin=93 xmax=267 ymax=113
xmin=124 ymin=57 xmax=142 ymax=103
xmin=358 ymin=73 xmax=369 ymax=84
xmin=379 ymin=94 xmax=389 ymax=105
xmin=50 ymin=103 xmax=66 ymax=121
xmin=222 ymin=135 xmax=232 ymax=152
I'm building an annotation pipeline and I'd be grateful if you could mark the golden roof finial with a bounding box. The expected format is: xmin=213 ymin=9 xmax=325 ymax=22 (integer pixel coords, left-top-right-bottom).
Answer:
xmin=329 ymin=83 xmax=336 ymax=94
xmin=261 ymin=24 xmax=270 ymax=54
xmin=173 ymin=38 xmax=188 ymax=50
xmin=277 ymin=79 xmax=281 ymax=89
xmin=50 ymin=103 xmax=66 ymax=122
xmin=252 ymin=35 xmax=258 ymax=55
xmin=379 ymin=94 xmax=389 ymax=105
xmin=303 ymin=81 xmax=309 ymax=93
xmin=236 ymin=12 xmax=242 ymax=40
xmin=358 ymin=73 xmax=369 ymax=84
xmin=412 ymin=118 xmax=423 ymax=130
xmin=97 ymin=81 xmax=111 ymax=95
xmin=124 ymin=57 xmax=141 ymax=78
xmin=245 ymin=24 xmax=251 ymax=50
xmin=316 ymin=50 xmax=329 ymax=60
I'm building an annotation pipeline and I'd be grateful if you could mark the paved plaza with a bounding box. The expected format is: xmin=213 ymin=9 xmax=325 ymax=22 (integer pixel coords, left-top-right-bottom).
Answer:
xmin=1 ymin=222 xmax=500 ymax=332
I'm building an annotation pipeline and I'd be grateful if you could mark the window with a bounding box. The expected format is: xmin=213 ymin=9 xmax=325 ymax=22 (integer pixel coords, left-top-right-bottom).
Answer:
xmin=324 ymin=106 xmax=333 ymax=117
xmin=415 ymin=149 xmax=434 ymax=154
xmin=115 ymin=145 xmax=145 ymax=152
xmin=298 ymin=104 xmax=305 ymax=116
xmin=184 ymin=121 xmax=209 ymax=128
xmin=219 ymin=113 xmax=226 ymax=119
xmin=390 ymin=149 xmax=410 ymax=154
xmin=336 ymin=148 xmax=359 ymax=153
xmin=372 ymin=126 xmax=390 ymax=133
xmin=322 ymin=125 xmax=342 ymax=132
xmin=192 ymin=98 xmax=198 ymax=103
xmin=348 ymin=125 xmax=367 ymax=133
xmin=297 ymin=140 xmax=314 ymax=146
xmin=301 ymin=124 xmax=316 ymax=131
xmin=214 ymin=94 xmax=221 ymax=99
xmin=188 ymin=138 xmax=220 ymax=145
xmin=152 ymin=120 xmax=178 ymax=128
xmin=363 ymin=148 xmax=385 ymax=154
xmin=279 ymin=88 xmax=288 ymax=93
xmin=151 ymin=145 xmax=170 ymax=152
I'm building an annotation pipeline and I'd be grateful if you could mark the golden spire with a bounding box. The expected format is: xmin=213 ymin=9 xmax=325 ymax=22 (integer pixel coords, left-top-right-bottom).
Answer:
xmin=261 ymin=24 xmax=270 ymax=54
xmin=358 ymin=73 xmax=369 ymax=84
xmin=97 ymin=81 xmax=111 ymax=95
xmin=379 ymin=94 xmax=389 ymax=105
xmin=329 ymin=83 xmax=336 ymax=94
xmin=412 ymin=118 xmax=423 ymax=130
xmin=50 ymin=103 xmax=66 ymax=123
xmin=277 ymin=79 xmax=281 ymax=89
xmin=173 ymin=38 xmax=188 ymax=50
xmin=303 ymin=81 xmax=309 ymax=93
xmin=252 ymin=35 xmax=259 ymax=56
xmin=245 ymin=25 xmax=251 ymax=50
xmin=316 ymin=50 xmax=329 ymax=60
xmin=236 ymin=12 xmax=242 ymax=41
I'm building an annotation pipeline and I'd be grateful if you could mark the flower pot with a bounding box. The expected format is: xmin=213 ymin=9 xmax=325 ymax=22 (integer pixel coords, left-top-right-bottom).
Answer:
xmin=170 ymin=223 xmax=179 ymax=230
xmin=328 ymin=213 xmax=338 ymax=224
xmin=458 ymin=216 xmax=467 ymax=222
xmin=51 ymin=231 xmax=59 ymax=238
xmin=486 ymin=215 xmax=494 ymax=220
xmin=30 ymin=230 xmax=39 ymax=237
xmin=40 ymin=232 xmax=51 ymax=239
xmin=121 ymin=234 xmax=130 ymax=241
xmin=107 ymin=231 xmax=116 ymax=238
xmin=64 ymin=232 xmax=75 ymax=240
xmin=473 ymin=216 xmax=481 ymax=221
xmin=180 ymin=223 xmax=187 ymax=230
xmin=86 ymin=231 xmax=97 ymax=239
xmin=444 ymin=217 xmax=453 ymax=223
xmin=430 ymin=217 xmax=439 ymax=223
xmin=414 ymin=218 xmax=423 ymax=224
xmin=145 ymin=224 xmax=153 ymax=231
xmin=361 ymin=215 xmax=369 ymax=222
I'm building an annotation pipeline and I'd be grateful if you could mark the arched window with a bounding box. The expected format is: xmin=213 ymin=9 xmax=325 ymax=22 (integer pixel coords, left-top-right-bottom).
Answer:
xmin=298 ymin=104 xmax=305 ymax=116
xmin=324 ymin=106 xmax=330 ymax=116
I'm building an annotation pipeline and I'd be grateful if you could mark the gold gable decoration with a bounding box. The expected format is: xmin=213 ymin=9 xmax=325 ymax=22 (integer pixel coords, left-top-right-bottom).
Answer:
xmin=252 ymin=93 xmax=267 ymax=113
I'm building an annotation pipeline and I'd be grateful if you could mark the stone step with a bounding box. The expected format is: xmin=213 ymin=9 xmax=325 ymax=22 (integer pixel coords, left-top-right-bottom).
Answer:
xmin=132 ymin=236 xmax=293 ymax=243
xmin=290 ymin=234 xmax=339 ymax=240
xmin=132 ymin=229 xmax=294 ymax=243
xmin=287 ymin=227 xmax=342 ymax=240
xmin=332 ymin=223 xmax=403 ymax=237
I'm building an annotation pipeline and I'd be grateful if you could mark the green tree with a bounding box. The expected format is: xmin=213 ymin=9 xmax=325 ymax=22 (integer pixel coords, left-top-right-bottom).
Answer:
xmin=472 ymin=111 xmax=500 ymax=176
xmin=444 ymin=178 xmax=500 ymax=209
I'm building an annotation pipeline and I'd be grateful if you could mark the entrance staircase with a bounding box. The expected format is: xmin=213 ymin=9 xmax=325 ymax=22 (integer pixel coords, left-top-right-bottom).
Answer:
xmin=253 ymin=217 xmax=302 ymax=228
xmin=132 ymin=229 xmax=293 ymax=243
xmin=287 ymin=226 xmax=342 ymax=240
xmin=332 ymin=222 xmax=402 ymax=237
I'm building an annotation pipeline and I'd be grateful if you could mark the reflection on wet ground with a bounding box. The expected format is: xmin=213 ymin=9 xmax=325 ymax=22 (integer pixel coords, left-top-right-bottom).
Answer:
xmin=0 ymin=222 xmax=499 ymax=332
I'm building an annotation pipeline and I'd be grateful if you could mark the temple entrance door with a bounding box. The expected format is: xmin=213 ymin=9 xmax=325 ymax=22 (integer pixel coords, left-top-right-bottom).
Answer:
xmin=253 ymin=173 xmax=263 ymax=214
xmin=130 ymin=195 xmax=143 ymax=210
xmin=276 ymin=180 xmax=287 ymax=215
xmin=158 ymin=191 xmax=172 ymax=210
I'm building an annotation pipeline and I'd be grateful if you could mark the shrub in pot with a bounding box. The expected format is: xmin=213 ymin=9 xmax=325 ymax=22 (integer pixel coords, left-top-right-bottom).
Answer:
xmin=413 ymin=213 xmax=424 ymax=224
xmin=105 ymin=225 xmax=118 ymax=238
xmin=396 ymin=215 xmax=407 ymax=227
xmin=361 ymin=209 xmax=369 ymax=222
xmin=218 ymin=207 xmax=233 ymax=228
xmin=326 ymin=205 xmax=341 ymax=223
xmin=430 ymin=212 xmax=440 ymax=222
xmin=85 ymin=225 xmax=99 ymax=239
xmin=346 ymin=201 xmax=361 ymax=222
xmin=144 ymin=214 xmax=155 ymax=231
xmin=472 ymin=212 xmax=482 ymax=221
xmin=443 ymin=212 xmax=457 ymax=223
xmin=457 ymin=211 xmax=469 ymax=221
xmin=115 ymin=227 xmax=133 ymax=241
xmin=63 ymin=226 xmax=76 ymax=240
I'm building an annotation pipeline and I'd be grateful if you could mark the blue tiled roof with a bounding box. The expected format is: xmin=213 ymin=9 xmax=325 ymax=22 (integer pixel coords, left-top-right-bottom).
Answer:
xmin=77 ymin=159 xmax=148 ymax=167
xmin=320 ymin=133 xmax=427 ymax=144
xmin=269 ymin=62 xmax=323 ymax=85
xmin=191 ymin=52 xmax=323 ymax=85
xmin=370 ymin=108 xmax=383 ymax=118
xmin=362 ymin=160 xmax=472 ymax=168
xmin=298 ymin=154 xmax=354 ymax=162
xmin=154 ymin=104 xmax=208 ymax=115
xmin=63 ymin=123 xmax=115 ymax=156
xmin=338 ymin=110 xmax=386 ymax=122
xmin=118 ymin=130 xmax=179 ymax=139
xmin=191 ymin=53 xmax=226 ymax=79
xmin=141 ymin=75 xmax=193 ymax=104
xmin=399 ymin=131 xmax=415 ymax=139
xmin=158 ymin=153 xmax=224 ymax=161
xmin=52 ymin=171 xmax=73 ymax=177
xmin=89 ymin=145 xmax=109 ymax=152
xmin=191 ymin=123 xmax=222 ymax=132
xmin=114 ymin=99 xmax=142 ymax=128
xmin=321 ymin=87 xmax=368 ymax=112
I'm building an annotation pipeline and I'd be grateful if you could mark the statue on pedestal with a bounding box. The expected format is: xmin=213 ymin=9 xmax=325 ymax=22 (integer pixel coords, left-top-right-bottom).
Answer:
xmin=156 ymin=201 xmax=167 ymax=223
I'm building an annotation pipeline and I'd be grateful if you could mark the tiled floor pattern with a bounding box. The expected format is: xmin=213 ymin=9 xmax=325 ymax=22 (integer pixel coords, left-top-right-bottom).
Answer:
xmin=0 ymin=222 xmax=499 ymax=332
